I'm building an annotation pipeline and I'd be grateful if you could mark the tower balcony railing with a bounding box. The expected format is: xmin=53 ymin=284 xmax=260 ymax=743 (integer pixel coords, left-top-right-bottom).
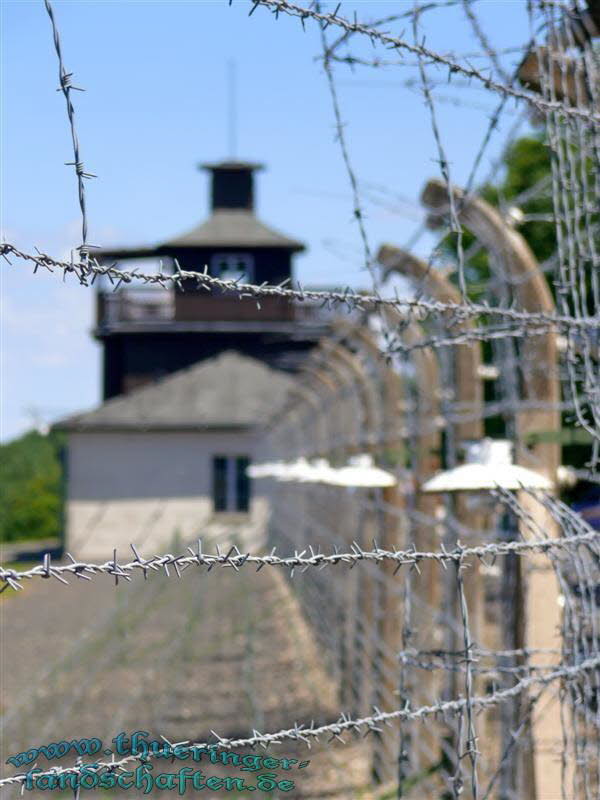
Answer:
xmin=95 ymin=288 xmax=336 ymax=330
xmin=98 ymin=287 xmax=175 ymax=325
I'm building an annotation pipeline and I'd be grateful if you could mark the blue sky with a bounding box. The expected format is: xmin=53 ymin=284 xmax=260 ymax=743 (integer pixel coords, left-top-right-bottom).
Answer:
xmin=1 ymin=0 xmax=531 ymax=441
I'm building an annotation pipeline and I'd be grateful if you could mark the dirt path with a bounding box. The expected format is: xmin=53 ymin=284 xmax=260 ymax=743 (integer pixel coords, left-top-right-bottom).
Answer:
xmin=1 ymin=561 xmax=374 ymax=798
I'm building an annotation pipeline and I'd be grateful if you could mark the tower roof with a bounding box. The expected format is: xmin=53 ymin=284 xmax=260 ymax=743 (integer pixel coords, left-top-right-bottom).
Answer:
xmin=201 ymin=159 xmax=265 ymax=172
xmin=55 ymin=352 xmax=293 ymax=431
xmin=96 ymin=158 xmax=305 ymax=261
xmin=161 ymin=209 xmax=304 ymax=251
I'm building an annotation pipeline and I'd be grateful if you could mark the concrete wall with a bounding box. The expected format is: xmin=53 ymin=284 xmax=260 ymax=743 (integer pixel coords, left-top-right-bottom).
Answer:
xmin=66 ymin=431 xmax=269 ymax=559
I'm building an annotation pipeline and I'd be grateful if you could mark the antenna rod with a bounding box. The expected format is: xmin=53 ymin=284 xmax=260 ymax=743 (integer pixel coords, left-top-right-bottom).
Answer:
xmin=227 ymin=60 xmax=237 ymax=159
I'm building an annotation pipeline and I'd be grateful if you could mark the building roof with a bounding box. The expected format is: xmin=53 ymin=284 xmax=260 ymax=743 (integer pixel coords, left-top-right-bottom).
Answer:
xmin=96 ymin=210 xmax=305 ymax=260
xmin=162 ymin=209 xmax=305 ymax=251
xmin=200 ymin=159 xmax=265 ymax=172
xmin=95 ymin=157 xmax=306 ymax=260
xmin=55 ymin=352 xmax=293 ymax=432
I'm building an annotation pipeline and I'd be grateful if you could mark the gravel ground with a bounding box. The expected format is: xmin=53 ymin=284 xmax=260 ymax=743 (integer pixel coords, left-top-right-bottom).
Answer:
xmin=1 ymin=558 xmax=375 ymax=799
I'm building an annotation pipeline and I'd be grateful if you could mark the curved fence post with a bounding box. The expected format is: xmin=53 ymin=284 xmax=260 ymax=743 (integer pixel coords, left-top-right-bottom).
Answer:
xmin=422 ymin=178 xmax=563 ymax=799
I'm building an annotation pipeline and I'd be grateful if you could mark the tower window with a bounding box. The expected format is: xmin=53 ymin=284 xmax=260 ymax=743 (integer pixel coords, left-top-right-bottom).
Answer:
xmin=212 ymin=455 xmax=251 ymax=513
xmin=211 ymin=253 xmax=254 ymax=283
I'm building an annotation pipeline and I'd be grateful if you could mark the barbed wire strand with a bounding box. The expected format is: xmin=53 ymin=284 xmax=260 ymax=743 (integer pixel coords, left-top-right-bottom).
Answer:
xmin=2 ymin=524 xmax=598 ymax=592
xmin=248 ymin=0 xmax=600 ymax=122
xmin=42 ymin=0 xmax=95 ymax=256
xmin=1 ymin=654 xmax=598 ymax=789
xmin=2 ymin=243 xmax=599 ymax=333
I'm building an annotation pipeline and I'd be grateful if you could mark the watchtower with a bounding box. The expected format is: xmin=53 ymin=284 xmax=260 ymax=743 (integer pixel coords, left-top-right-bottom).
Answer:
xmin=95 ymin=161 xmax=330 ymax=398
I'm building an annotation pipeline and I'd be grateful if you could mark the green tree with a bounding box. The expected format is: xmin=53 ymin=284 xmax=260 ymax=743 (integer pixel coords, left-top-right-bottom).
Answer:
xmin=482 ymin=135 xmax=556 ymax=264
xmin=0 ymin=430 xmax=65 ymax=543
xmin=440 ymin=134 xmax=556 ymax=302
xmin=439 ymin=133 xmax=595 ymax=469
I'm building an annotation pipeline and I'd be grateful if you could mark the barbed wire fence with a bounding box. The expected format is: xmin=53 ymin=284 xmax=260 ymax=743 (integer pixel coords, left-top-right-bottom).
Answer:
xmin=1 ymin=0 xmax=599 ymax=798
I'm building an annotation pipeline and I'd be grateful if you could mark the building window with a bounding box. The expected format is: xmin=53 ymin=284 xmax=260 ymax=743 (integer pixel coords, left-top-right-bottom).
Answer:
xmin=211 ymin=253 xmax=254 ymax=283
xmin=212 ymin=456 xmax=250 ymax=512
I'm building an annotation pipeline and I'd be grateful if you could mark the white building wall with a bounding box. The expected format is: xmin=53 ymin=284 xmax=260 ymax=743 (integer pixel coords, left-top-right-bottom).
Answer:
xmin=66 ymin=431 xmax=269 ymax=559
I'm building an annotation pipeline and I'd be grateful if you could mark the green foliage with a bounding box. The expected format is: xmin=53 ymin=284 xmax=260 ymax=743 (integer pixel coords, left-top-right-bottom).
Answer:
xmin=440 ymin=135 xmax=556 ymax=302
xmin=0 ymin=430 xmax=65 ymax=543
xmin=438 ymin=133 xmax=595 ymax=468
xmin=483 ymin=136 xmax=556 ymax=264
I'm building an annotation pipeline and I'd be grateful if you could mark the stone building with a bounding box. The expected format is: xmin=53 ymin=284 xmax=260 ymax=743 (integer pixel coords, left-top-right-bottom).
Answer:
xmin=55 ymin=158 xmax=333 ymax=557
xmin=55 ymin=352 xmax=292 ymax=559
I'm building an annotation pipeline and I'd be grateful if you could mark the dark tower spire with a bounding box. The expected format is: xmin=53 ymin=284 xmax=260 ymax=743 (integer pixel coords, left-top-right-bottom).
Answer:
xmin=200 ymin=161 xmax=264 ymax=212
